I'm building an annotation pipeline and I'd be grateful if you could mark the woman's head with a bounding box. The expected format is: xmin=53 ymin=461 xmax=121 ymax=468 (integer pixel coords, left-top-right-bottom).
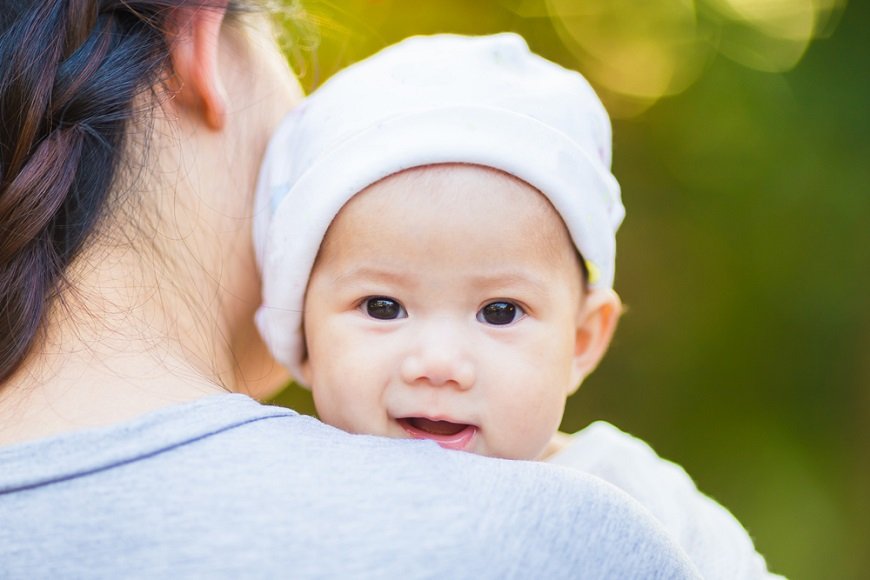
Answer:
xmin=0 ymin=1 xmax=300 ymax=392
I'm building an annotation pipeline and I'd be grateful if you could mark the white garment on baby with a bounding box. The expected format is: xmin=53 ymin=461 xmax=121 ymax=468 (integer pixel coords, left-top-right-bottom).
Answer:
xmin=549 ymin=422 xmax=784 ymax=580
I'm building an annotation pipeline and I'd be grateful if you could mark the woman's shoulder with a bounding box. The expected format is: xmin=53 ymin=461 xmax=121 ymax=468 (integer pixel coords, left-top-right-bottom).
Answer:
xmin=0 ymin=396 xmax=699 ymax=578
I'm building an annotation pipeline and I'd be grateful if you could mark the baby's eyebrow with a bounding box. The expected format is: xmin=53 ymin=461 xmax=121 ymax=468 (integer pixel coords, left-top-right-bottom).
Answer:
xmin=331 ymin=266 xmax=412 ymax=287
xmin=468 ymin=272 xmax=548 ymax=295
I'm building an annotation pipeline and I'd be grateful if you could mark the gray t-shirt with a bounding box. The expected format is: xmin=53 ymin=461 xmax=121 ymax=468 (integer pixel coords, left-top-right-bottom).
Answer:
xmin=0 ymin=394 xmax=699 ymax=579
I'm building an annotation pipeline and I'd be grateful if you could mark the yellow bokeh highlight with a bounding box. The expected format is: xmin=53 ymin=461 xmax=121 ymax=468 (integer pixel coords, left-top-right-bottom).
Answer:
xmin=716 ymin=0 xmax=818 ymax=40
xmin=711 ymin=0 xmax=846 ymax=72
xmin=546 ymin=0 xmax=708 ymax=115
xmin=539 ymin=0 xmax=846 ymax=114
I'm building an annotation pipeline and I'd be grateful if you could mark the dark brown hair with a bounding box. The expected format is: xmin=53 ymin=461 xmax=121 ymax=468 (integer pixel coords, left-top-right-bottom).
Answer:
xmin=0 ymin=0 xmax=254 ymax=385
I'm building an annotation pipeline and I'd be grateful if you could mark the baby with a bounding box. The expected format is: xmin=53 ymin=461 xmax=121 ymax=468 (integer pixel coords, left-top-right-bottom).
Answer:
xmin=254 ymin=33 xmax=622 ymax=461
xmin=254 ymin=34 xmax=780 ymax=578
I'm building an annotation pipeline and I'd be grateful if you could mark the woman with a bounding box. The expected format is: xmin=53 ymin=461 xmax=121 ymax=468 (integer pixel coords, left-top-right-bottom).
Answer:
xmin=0 ymin=2 xmax=698 ymax=577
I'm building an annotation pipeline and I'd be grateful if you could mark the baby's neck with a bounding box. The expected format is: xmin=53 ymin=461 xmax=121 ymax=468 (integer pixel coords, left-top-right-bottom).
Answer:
xmin=538 ymin=431 xmax=573 ymax=461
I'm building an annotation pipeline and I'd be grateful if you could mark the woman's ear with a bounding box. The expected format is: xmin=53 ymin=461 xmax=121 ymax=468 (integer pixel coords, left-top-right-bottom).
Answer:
xmin=166 ymin=3 xmax=229 ymax=130
xmin=567 ymin=288 xmax=622 ymax=395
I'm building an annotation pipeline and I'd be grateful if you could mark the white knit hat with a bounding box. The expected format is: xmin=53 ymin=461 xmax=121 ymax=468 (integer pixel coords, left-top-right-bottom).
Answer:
xmin=253 ymin=33 xmax=624 ymax=381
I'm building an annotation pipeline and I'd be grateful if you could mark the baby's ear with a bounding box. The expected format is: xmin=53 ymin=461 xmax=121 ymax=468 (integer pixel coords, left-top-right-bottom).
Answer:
xmin=567 ymin=288 xmax=622 ymax=395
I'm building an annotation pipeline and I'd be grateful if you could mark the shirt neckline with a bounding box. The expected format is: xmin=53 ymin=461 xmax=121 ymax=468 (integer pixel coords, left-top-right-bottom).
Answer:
xmin=0 ymin=393 xmax=296 ymax=493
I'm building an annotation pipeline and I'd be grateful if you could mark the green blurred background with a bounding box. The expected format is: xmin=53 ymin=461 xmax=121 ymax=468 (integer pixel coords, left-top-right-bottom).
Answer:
xmin=271 ymin=1 xmax=869 ymax=577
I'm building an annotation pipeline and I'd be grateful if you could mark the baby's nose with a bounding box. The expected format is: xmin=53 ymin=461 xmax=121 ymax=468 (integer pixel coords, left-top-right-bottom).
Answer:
xmin=400 ymin=323 xmax=475 ymax=390
xmin=400 ymin=355 xmax=475 ymax=390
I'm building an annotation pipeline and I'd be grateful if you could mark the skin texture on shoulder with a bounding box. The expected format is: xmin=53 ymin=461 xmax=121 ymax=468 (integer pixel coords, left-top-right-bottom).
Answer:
xmin=302 ymin=164 xmax=622 ymax=460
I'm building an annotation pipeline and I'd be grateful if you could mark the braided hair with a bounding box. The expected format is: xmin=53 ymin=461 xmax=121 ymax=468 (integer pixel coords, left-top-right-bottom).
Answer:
xmin=0 ymin=0 xmax=251 ymax=384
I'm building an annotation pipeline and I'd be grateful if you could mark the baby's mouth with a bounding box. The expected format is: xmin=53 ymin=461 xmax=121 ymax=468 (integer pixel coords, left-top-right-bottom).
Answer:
xmin=397 ymin=417 xmax=477 ymax=451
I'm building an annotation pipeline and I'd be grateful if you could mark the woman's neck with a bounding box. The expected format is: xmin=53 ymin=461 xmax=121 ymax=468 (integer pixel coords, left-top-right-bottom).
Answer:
xmin=0 ymin=197 xmax=286 ymax=446
xmin=0 ymin=346 xmax=224 ymax=447
xmin=0 ymin=241 xmax=231 ymax=445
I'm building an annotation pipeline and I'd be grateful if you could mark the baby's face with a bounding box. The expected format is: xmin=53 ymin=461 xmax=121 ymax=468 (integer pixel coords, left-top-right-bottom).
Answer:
xmin=302 ymin=164 xmax=590 ymax=460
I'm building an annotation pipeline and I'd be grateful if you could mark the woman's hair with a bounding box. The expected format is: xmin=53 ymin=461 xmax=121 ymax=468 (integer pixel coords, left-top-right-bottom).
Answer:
xmin=0 ymin=0 xmax=254 ymax=385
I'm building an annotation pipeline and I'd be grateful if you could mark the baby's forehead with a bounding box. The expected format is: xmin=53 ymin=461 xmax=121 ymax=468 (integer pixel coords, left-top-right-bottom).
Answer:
xmin=356 ymin=164 xmax=566 ymax=223
xmin=342 ymin=163 xmax=572 ymax=239
xmin=310 ymin=162 xmax=587 ymax=316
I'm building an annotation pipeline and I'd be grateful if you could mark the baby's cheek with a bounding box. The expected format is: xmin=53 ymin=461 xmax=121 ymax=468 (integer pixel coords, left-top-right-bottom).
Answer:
xmin=323 ymin=331 xmax=396 ymax=413
xmin=505 ymin=415 xmax=559 ymax=460
xmin=494 ymin=386 xmax=562 ymax=459
xmin=310 ymin=373 xmax=371 ymax=435
xmin=312 ymin=321 xmax=370 ymax=368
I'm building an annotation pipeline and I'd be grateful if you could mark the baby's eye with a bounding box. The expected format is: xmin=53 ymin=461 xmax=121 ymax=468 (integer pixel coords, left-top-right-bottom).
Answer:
xmin=477 ymin=301 xmax=524 ymax=326
xmin=363 ymin=296 xmax=407 ymax=320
